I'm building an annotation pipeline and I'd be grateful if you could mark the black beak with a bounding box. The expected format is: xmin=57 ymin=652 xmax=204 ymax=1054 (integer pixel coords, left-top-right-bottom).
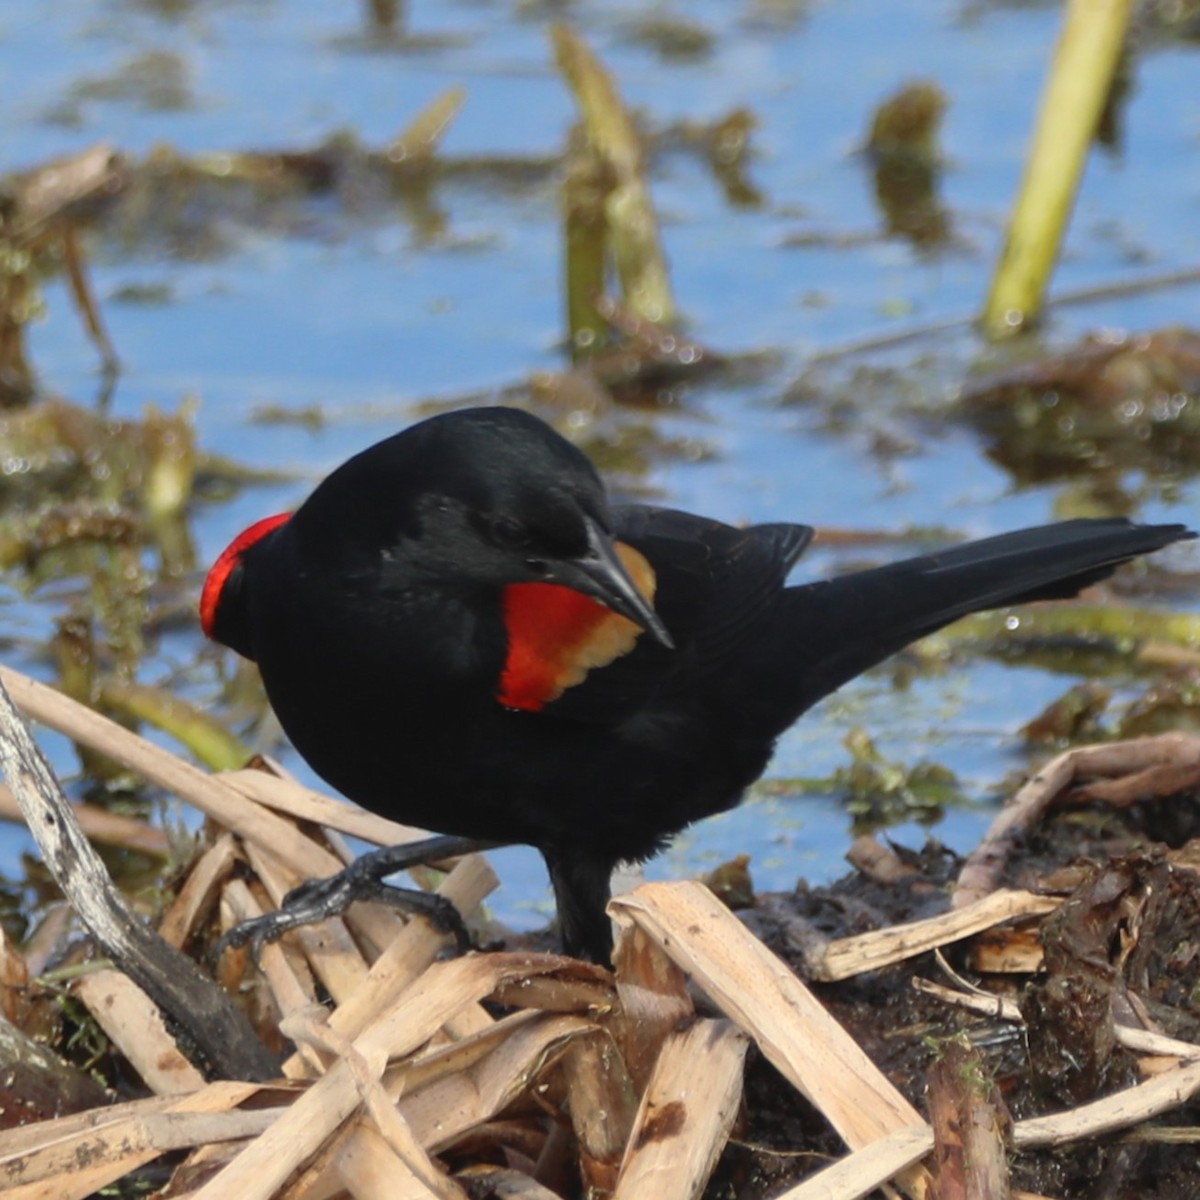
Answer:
xmin=549 ymin=518 xmax=674 ymax=650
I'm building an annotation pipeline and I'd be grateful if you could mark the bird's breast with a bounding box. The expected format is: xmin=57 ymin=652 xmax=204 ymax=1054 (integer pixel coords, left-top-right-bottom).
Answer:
xmin=497 ymin=542 xmax=657 ymax=713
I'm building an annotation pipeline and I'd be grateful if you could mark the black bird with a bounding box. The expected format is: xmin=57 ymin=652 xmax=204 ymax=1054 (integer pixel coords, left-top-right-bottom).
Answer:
xmin=202 ymin=406 xmax=1192 ymax=961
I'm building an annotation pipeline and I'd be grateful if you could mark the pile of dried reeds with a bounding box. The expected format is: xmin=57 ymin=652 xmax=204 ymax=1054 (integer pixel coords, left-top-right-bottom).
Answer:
xmin=2 ymin=664 xmax=1200 ymax=1199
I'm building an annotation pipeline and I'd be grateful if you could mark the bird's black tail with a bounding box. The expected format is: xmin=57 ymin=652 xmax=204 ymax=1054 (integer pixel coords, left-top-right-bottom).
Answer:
xmin=751 ymin=519 xmax=1193 ymax=729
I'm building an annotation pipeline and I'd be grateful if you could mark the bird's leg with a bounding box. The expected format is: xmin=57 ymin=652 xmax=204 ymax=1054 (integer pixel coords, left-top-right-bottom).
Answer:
xmin=216 ymin=834 xmax=502 ymax=960
xmin=543 ymin=849 xmax=620 ymax=965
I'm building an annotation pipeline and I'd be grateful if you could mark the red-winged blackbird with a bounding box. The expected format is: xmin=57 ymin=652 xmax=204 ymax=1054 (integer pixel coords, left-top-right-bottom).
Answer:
xmin=203 ymin=406 xmax=1193 ymax=962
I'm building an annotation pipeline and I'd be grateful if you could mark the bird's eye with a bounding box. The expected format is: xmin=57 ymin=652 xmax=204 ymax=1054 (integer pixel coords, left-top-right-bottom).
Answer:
xmin=490 ymin=516 xmax=531 ymax=549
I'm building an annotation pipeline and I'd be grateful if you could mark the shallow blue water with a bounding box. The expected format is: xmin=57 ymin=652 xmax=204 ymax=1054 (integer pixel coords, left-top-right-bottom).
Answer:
xmin=2 ymin=0 xmax=1199 ymax=929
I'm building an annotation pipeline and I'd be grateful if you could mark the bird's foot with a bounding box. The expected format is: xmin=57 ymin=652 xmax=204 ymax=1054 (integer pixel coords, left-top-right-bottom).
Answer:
xmin=216 ymin=834 xmax=499 ymax=960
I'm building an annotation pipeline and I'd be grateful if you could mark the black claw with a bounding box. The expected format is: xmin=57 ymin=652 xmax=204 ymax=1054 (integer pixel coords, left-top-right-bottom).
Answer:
xmin=214 ymin=835 xmax=502 ymax=963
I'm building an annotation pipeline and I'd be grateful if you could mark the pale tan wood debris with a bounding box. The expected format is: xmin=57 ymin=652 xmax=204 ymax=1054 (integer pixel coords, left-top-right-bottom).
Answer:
xmin=809 ymin=889 xmax=1059 ymax=983
xmin=292 ymin=1015 xmax=586 ymax=1199
xmin=609 ymin=881 xmax=930 ymax=1199
xmin=782 ymin=1028 xmax=1200 ymax=1197
xmin=279 ymin=854 xmax=498 ymax=1078
xmin=0 ymin=1080 xmax=271 ymax=1200
xmin=397 ymin=1012 xmax=596 ymax=1151
xmin=562 ymin=1029 xmax=639 ymax=1194
xmin=966 ymin=924 xmax=1044 ymax=974
xmin=399 ymin=1007 xmax=569 ymax=1091
xmin=1014 ymin=1057 xmax=1200 ymax=1148
xmin=953 ymin=746 xmax=1080 ymax=909
xmin=1072 ymin=731 xmax=1200 ymax=807
xmin=158 ymin=832 xmax=240 ymax=949
xmin=190 ymin=955 xmax=595 ymax=1200
xmin=0 ymin=783 xmax=171 ymax=856
xmin=190 ymin=1043 xmax=381 ymax=1200
xmin=1124 ymin=1126 xmax=1200 ymax=1144
xmin=846 ymin=835 xmax=921 ymax=885
xmin=0 ymin=1081 xmax=265 ymax=1159
xmin=253 ymin=1107 xmax=391 ymax=1200
xmin=913 ymin=978 xmax=1200 ymax=1065
xmin=612 ymin=1018 xmax=747 ymax=1200
xmin=954 ymin=734 xmax=1200 ymax=909
xmin=490 ymin=969 xmax=616 ymax=1015
xmin=223 ymin=768 xmax=435 ymax=851
xmin=331 ymin=1120 xmax=467 ymax=1200
xmin=1134 ymin=1055 xmax=1199 ymax=1079
xmin=477 ymin=956 xmax=613 ymax=1014
xmin=772 ymin=1125 xmax=935 ymax=1200
xmin=6 ymin=1108 xmax=287 ymax=1200
xmin=281 ymin=1011 xmax=454 ymax=1199
xmin=612 ymin=922 xmax=694 ymax=1094
xmin=75 ymin=968 xmax=206 ymax=1095
xmin=442 ymin=999 xmax=500 ymax=1041
xmin=269 ymin=1133 xmax=344 ymax=1200
xmin=929 ymin=945 xmax=991 ymax=999
xmin=912 ymin=976 xmax=1024 ymax=1024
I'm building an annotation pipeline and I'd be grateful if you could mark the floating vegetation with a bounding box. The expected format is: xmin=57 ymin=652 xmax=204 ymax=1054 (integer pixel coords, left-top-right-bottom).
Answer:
xmin=864 ymin=80 xmax=950 ymax=249
xmin=961 ymin=327 xmax=1200 ymax=488
xmin=1022 ymin=679 xmax=1113 ymax=745
xmin=0 ymin=144 xmax=125 ymax=401
xmin=831 ymin=726 xmax=963 ymax=828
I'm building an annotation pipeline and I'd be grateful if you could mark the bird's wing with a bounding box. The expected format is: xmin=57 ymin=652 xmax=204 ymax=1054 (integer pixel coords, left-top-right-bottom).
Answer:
xmin=539 ymin=506 xmax=812 ymax=724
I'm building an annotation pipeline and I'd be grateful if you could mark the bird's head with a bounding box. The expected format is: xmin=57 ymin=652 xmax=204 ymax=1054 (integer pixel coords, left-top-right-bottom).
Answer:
xmin=199 ymin=408 xmax=673 ymax=673
xmin=388 ymin=408 xmax=673 ymax=647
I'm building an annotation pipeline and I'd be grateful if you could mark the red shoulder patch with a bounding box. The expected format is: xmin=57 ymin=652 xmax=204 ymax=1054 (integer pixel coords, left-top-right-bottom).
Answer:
xmin=200 ymin=512 xmax=291 ymax=638
xmin=497 ymin=541 xmax=657 ymax=712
